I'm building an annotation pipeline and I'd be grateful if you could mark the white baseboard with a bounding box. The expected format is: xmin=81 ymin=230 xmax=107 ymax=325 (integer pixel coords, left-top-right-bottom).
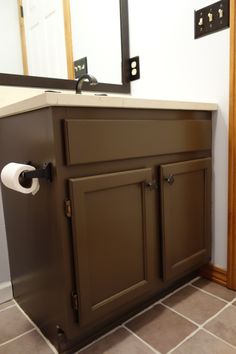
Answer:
xmin=0 ymin=281 xmax=13 ymax=304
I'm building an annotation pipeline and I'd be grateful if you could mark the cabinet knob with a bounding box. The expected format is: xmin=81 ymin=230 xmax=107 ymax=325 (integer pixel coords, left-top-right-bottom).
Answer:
xmin=164 ymin=174 xmax=175 ymax=185
xmin=144 ymin=180 xmax=158 ymax=190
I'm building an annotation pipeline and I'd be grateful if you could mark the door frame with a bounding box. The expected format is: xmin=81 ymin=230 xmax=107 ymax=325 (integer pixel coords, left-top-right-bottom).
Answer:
xmin=17 ymin=0 xmax=28 ymax=75
xmin=228 ymin=0 xmax=236 ymax=289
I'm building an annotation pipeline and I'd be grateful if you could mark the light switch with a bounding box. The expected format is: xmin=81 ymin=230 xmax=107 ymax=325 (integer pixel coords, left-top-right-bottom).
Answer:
xmin=208 ymin=12 xmax=213 ymax=22
xmin=198 ymin=17 xmax=204 ymax=26
xmin=218 ymin=8 xmax=224 ymax=18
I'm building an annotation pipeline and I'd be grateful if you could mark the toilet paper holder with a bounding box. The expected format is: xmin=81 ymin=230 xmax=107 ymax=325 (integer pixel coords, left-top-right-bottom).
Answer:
xmin=21 ymin=162 xmax=53 ymax=182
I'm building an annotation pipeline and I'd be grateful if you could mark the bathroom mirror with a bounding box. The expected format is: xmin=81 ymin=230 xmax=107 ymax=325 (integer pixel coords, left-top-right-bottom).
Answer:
xmin=0 ymin=0 xmax=130 ymax=93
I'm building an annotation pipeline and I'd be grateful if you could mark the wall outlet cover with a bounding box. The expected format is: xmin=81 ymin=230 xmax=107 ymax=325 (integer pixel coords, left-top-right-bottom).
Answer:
xmin=129 ymin=56 xmax=140 ymax=81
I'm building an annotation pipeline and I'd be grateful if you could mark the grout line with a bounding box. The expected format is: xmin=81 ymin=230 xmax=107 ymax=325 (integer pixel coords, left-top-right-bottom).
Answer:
xmin=167 ymin=328 xmax=201 ymax=354
xmin=124 ymin=276 xmax=200 ymax=326
xmin=200 ymin=302 xmax=232 ymax=327
xmin=6 ymin=276 xmax=234 ymax=354
xmin=122 ymin=324 xmax=161 ymax=354
xmin=160 ymin=303 xmax=199 ymax=327
xmin=78 ymin=276 xmax=200 ymax=354
xmin=203 ymin=328 xmax=236 ymax=350
xmin=189 ymin=276 xmax=201 ymax=284
xmin=0 ymin=304 xmax=16 ymax=313
xmin=190 ymin=284 xmax=229 ymax=303
xmin=123 ymin=302 xmax=156 ymax=325
xmin=77 ymin=326 xmax=123 ymax=353
xmin=155 ymin=276 xmax=201 ymax=304
xmin=34 ymin=327 xmax=58 ymax=354
xmin=80 ymin=297 xmax=236 ymax=354
xmin=156 ymin=281 xmax=193 ymax=303
xmin=0 ymin=328 xmax=35 ymax=347
xmin=163 ymin=301 xmax=234 ymax=353
xmin=13 ymin=300 xmax=58 ymax=354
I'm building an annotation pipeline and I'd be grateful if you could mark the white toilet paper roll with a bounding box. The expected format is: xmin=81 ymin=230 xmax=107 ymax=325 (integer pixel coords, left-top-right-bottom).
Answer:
xmin=1 ymin=162 xmax=40 ymax=195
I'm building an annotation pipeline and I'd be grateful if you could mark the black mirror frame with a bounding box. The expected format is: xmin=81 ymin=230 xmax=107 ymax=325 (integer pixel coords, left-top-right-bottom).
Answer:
xmin=0 ymin=0 xmax=130 ymax=94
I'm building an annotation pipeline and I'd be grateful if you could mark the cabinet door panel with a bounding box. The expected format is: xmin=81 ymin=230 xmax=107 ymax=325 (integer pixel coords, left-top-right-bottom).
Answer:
xmin=160 ymin=158 xmax=211 ymax=281
xmin=69 ymin=168 xmax=155 ymax=325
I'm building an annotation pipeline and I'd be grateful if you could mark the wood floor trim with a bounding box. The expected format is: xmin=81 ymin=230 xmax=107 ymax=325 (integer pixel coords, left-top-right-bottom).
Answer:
xmin=200 ymin=264 xmax=227 ymax=287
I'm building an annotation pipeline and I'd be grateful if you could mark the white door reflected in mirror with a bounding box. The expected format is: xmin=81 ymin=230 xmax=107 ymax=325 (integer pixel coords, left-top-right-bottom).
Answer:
xmin=23 ymin=0 xmax=68 ymax=79
xmin=0 ymin=0 xmax=122 ymax=84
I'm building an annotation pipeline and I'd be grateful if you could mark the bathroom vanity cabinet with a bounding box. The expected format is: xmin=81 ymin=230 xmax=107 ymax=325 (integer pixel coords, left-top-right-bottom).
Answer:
xmin=0 ymin=94 xmax=215 ymax=353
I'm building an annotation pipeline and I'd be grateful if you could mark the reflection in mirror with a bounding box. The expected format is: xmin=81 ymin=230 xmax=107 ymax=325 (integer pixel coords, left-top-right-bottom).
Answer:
xmin=0 ymin=0 xmax=23 ymax=76
xmin=0 ymin=0 xmax=123 ymax=85
xmin=70 ymin=0 xmax=122 ymax=84
xmin=21 ymin=0 xmax=68 ymax=79
xmin=22 ymin=0 xmax=68 ymax=79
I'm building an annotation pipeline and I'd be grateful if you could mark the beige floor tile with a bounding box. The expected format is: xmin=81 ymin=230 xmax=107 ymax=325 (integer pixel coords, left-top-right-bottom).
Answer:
xmin=0 ymin=306 xmax=33 ymax=344
xmin=0 ymin=330 xmax=54 ymax=354
xmin=125 ymin=304 xmax=197 ymax=354
xmin=172 ymin=330 xmax=236 ymax=354
xmin=78 ymin=327 xmax=155 ymax=354
xmin=192 ymin=278 xmax=236 ymax=302
xmin=0 ymin=300 xmax=15 ymax=311
xmin=163 ymin=285 xmax=225 ymax=324
xmin=205 ymin=305 xmax=236 ymax=346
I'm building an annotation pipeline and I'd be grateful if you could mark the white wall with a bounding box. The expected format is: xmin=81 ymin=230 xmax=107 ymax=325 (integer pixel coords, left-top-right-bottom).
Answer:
xmin=0 ymin=0 xmax=23 ymax=75
xmin=129 ymin=0 xmax=229 ymax=269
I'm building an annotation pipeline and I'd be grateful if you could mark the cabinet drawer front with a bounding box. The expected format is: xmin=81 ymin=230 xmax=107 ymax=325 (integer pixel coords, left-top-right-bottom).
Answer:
xmin=160 ymin=158 xmax=211 ymax=281
xmin=64 ymin=119 xmax=211 ymax=165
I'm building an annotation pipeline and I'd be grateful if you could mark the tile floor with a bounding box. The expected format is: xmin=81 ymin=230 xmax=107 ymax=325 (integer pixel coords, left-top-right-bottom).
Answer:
xmin=0 ymin=277 xmax=236 ymax=354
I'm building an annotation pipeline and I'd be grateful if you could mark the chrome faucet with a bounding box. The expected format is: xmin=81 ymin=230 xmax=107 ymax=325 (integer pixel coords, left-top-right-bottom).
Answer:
xmin=75 ymin=74 xmax=98 ymax=94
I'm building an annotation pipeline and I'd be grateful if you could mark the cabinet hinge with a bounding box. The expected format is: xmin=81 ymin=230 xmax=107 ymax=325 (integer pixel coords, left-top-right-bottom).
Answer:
xmin=72 ymin=292 xmax=79 ymax=311
xmin=65 ymin=199 xmax=72 ymax=218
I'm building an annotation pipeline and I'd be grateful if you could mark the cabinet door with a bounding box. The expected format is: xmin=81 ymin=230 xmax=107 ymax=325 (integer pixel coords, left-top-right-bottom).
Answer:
xmin=160 ymin=158 xmax=211 ymax=281
xmin=69 ymin=168 xmax=156 ymax=326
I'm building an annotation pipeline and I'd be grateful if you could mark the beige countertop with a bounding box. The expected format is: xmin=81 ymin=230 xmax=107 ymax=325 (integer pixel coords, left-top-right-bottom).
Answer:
xmin=0 ymin=92 xmax=218 ymax=118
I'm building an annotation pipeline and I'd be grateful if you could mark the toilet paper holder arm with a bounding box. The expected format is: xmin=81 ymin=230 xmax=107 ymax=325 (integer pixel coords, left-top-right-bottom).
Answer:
xmin=21 ymin=163 xmax=53 ymax=182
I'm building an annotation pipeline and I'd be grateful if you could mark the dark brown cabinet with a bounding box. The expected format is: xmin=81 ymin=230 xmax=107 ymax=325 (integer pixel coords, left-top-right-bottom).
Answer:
xmin=69 ymin=168 xmax=157 ymax=326
xmin=0 ymin=105 xmax=213 ymax=353
xmin=160 ymin=158 xmax=211 ymax=280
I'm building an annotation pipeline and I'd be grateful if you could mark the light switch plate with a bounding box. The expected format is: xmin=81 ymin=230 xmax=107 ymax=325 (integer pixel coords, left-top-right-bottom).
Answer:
xmin=194 ymin=0 xmax=229 ymax=39
xmin=74 ymin=57 xmax=88 ymax=79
